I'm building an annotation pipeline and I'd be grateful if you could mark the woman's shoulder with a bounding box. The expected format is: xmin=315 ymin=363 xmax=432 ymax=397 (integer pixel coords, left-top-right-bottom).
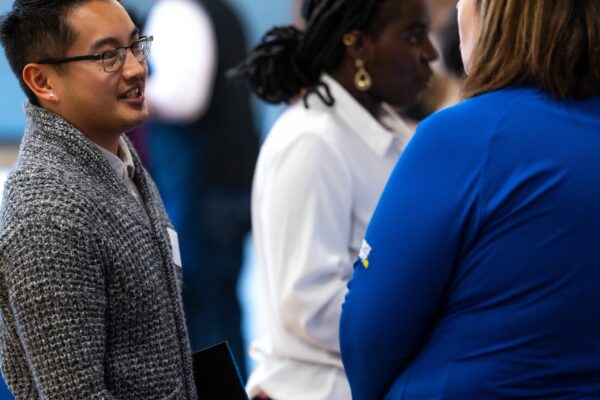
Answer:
xmin=263 ymin=102 xmax=342 ymax=153
xmin=417 ymin=87 xmax=542 ymax=141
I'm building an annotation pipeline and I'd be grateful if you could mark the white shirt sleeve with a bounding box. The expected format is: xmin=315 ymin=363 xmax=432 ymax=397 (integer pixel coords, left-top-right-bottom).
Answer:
xmin=255 ymin=133 xmax=354 ymax=353
xmin=144 ymin=0 xmax=217 ymax=122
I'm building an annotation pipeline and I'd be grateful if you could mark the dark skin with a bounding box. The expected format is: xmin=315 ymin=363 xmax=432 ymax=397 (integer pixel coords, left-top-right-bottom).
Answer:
xmin=330 ymin=0 xmax=438 ymax=119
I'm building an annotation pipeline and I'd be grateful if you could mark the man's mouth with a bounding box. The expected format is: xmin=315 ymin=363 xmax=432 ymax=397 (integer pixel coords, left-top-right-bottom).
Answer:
xmin=120 ymin=86 xmax=143 ymax=99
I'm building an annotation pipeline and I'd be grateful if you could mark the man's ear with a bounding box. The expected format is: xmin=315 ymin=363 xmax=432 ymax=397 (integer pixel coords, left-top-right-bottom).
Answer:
xmin=22 ymin=63 xmax=61 ymax=103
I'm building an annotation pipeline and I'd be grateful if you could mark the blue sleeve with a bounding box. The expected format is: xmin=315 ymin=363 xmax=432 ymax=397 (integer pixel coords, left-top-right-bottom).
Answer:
xmin=339 ymin=105 xmax=487 ymax=399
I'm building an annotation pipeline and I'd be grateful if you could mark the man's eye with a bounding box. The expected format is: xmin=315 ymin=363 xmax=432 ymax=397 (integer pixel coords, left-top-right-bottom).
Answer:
xmin=103 ymin=49 xmax=119 ymax=60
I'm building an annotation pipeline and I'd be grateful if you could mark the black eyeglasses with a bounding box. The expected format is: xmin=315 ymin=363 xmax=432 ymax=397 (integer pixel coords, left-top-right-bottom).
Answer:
xmin=36 ymin=35 xmax=153 ymax=72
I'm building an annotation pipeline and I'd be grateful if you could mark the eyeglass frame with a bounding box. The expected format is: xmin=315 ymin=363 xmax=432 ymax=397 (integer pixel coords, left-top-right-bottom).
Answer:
xmin=35 ymin=35 xmax=153 ymax=72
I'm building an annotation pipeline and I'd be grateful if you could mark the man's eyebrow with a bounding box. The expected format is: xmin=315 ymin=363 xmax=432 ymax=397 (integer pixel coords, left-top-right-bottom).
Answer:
xmin=90 ymin=27 xmax=140 ymax=52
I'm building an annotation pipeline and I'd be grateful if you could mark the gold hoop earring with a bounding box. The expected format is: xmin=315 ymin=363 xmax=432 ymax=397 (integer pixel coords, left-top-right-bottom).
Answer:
xmin=342 ymin=33 xmax=356 ymax=47
xmin=354 ymin=58 xmax=372 ymax=91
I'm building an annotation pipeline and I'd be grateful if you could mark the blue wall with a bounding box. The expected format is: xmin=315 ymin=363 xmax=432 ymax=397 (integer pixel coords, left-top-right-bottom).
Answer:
xmin=0 ymin=0 xmax=27 ymax=142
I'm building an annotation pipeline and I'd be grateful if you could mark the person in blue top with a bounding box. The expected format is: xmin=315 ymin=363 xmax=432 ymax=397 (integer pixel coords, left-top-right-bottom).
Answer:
xmin=340 ymin=0 xmax=600 ymax=398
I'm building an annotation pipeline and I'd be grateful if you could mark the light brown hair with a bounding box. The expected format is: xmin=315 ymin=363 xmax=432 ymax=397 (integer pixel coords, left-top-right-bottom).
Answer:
xmin=464 ymin=0 xmax=600 ymax=99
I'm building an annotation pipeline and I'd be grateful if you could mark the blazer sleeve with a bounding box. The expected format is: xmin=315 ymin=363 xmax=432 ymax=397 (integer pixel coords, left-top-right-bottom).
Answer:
xmin=1 ymin=215 xmax=119 ymax=400
xmin=255 ymin=132 xmax=354 ymax=353
xmin=340 ymin=110 xmax=485 ymax=399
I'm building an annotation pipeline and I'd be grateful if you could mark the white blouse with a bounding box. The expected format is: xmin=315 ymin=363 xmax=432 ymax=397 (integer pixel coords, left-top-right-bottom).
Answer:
xmin=247 ymin=75 xmax=413 ymax=400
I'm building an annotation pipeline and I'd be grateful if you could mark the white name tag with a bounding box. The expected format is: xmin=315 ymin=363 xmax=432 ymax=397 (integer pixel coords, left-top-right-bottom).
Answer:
xmin=359 ymin=239 xmax=372 ymax=268
xmin=167 ymin=228 xmax=182 ymax=268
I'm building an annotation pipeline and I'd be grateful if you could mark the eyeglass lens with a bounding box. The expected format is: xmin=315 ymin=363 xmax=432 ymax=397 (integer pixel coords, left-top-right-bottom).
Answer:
xmin=101 ymin=38 xmax=152 ymax=72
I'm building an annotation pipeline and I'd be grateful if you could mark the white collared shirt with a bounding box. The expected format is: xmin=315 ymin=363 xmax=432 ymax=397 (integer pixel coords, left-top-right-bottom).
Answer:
xmin=95 ymin=138 xmax=144 ymax=206
xmin=247 ymin=75 xmax=413 ymax=400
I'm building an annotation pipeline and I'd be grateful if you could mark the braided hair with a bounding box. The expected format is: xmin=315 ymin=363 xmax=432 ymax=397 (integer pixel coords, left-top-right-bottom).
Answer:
xmin=228 ymin=0 xmax=384 ymax=106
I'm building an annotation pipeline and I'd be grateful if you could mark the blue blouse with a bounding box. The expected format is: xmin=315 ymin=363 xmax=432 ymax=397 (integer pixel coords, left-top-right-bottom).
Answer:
xmin=340 ymin=87 xmax=600 ymax=399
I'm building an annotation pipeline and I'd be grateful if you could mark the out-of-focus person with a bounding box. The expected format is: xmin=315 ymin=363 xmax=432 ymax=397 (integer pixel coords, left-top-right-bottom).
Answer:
xmin=144 ymin=0 xmax=259 ymax=379
xmin=340 ymin=0 xmax=600 ymax=398
xmin=229 ymin=0 xmax=438 ymax=398
xmin=437 ymin=6 xmax=463 ymax=78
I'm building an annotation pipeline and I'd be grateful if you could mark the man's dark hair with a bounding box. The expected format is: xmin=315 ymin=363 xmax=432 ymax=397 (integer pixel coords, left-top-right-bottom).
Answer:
xmin=0 ymin=0 xmax=90 ymax=106
xmin=228 ymin=0 xmax=402 ymax=105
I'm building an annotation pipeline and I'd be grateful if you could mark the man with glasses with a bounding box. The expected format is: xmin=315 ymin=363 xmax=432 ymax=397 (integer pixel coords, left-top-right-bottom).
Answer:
xmin=0 ymin=1 xmax=197 ymax=398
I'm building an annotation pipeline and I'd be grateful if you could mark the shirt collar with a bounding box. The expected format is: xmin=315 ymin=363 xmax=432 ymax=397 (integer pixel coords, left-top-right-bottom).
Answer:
xmin=315 ymin=74 xmax=414 ymax=158
xmin=95 ymin=137 xmax=136 ymax=181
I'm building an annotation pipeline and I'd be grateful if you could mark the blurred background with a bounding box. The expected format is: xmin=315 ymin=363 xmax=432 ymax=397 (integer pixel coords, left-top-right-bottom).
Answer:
xmin=0 ymin=0 xmax=460 ymax=397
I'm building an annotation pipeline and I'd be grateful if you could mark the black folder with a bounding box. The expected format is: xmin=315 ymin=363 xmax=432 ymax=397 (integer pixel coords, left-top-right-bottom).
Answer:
xmin=192 ymin=341 xmax=249 ymax=400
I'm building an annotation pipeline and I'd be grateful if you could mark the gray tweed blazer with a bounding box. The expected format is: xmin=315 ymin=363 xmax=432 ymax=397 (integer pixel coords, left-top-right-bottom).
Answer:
xmin=0 ymin=103 xmax=198 ymax=399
